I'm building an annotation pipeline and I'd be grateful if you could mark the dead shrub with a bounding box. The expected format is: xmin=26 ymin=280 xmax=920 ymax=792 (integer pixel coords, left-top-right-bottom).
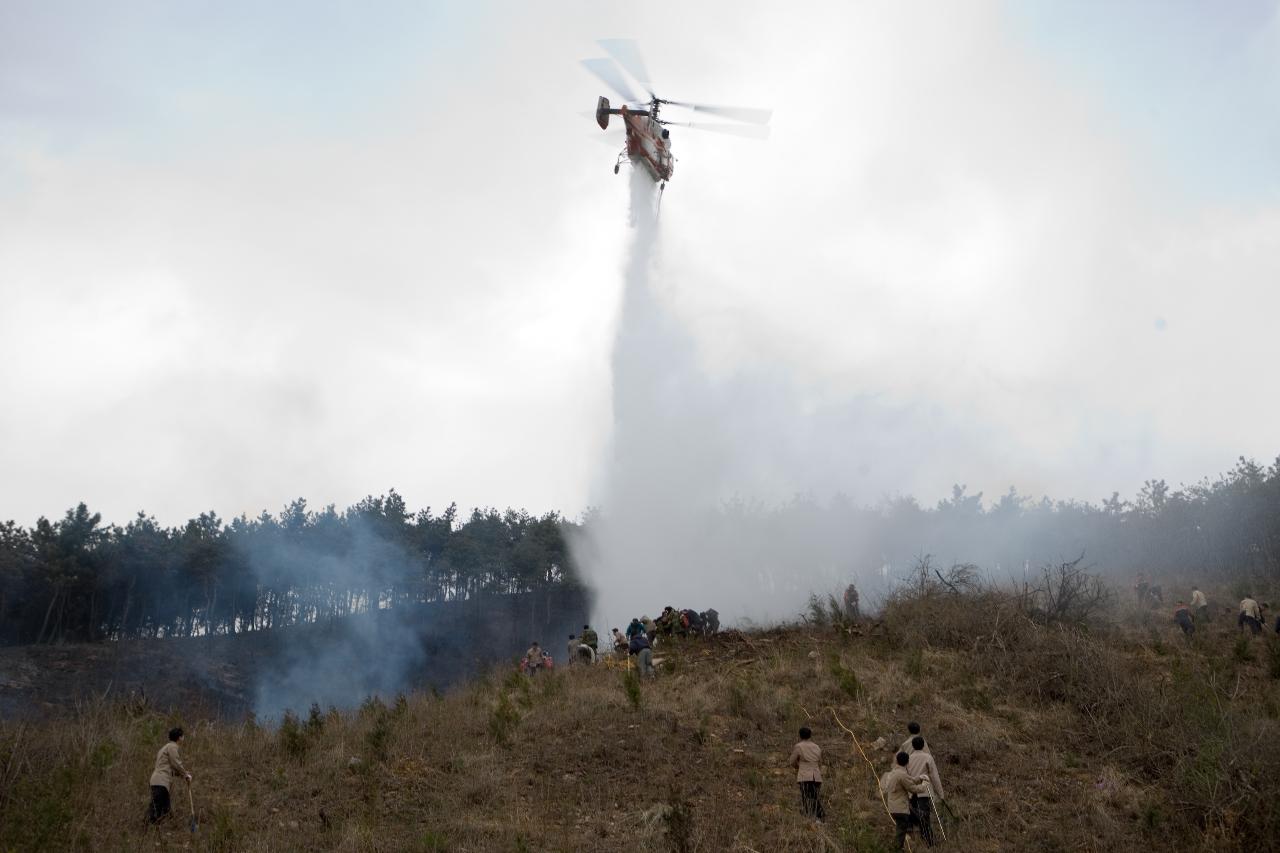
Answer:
xmin=1033 ymin=556 xmax=1112 ymax=624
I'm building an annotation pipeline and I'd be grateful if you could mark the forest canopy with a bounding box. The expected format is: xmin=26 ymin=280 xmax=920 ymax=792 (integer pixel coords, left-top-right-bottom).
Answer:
xmin=0 ymin=493 xmax=578 ymax=646
xmin=1 ymin=455 xmax=1277 ymax=647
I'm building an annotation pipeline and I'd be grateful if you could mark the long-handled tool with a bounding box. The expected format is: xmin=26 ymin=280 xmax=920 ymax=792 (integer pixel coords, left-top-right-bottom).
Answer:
xmin=920 ymin=780 xmax=947 ymax=844
xmin=932 ymin=798 xmax=947 ymax=843
xmin=187 ymin=781 xmax=198 ymax=833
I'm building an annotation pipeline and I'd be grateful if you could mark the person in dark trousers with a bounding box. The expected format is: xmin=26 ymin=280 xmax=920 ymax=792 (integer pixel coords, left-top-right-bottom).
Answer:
xmin=147 ymin=727 xmax=191 ymax=824
xmin=1239 ymin=596 xmax=1263 ymax=635
xmin=1190 ymin=586 xmax=1209 ymax=623
xmin=523 ymin=642 xmax=544 ymax=674
xmin=1173 ymin=601 xmax=1195 ymax=637
xmin=788 ymin=727 xmax=825 ymax=822
xmin=906 ymin=735 xmax=944 ymax=846
xmin=881 ymin=751 xmax=929 ymax=849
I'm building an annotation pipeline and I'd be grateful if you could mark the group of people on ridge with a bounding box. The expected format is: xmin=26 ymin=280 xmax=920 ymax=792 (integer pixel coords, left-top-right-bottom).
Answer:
xmin=520 ymin=606 xmax=720 ymax=678
xmin=788 ymin=720 xmax=946 ymax=848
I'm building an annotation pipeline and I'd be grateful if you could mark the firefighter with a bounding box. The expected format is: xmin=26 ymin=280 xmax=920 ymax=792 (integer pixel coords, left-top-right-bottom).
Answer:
xmin=147 ymin=727 xmax=191 ymax=824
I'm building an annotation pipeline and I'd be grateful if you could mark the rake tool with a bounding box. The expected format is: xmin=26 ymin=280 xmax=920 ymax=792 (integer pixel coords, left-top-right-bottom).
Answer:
xmin=187 ymin=780 xmax=198 ymax=833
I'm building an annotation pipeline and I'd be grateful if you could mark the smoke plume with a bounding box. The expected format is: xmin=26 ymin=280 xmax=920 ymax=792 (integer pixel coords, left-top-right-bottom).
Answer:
xmin=574 ymin=170 xmax=876 ymax=628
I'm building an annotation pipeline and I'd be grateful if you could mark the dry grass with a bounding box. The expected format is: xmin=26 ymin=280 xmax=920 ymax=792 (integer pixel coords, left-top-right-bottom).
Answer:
xmin=3 ymin=575 xmax=1280 ymax=852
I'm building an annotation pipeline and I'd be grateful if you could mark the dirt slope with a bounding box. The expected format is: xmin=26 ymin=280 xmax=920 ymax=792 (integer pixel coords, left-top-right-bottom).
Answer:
xmin=2 ymin=590 xmax=1279 ymax=852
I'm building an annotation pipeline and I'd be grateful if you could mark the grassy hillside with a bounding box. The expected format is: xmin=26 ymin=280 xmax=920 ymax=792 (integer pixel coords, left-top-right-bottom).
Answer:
xmin=2 ymin=572 xmax=1279 ymax=852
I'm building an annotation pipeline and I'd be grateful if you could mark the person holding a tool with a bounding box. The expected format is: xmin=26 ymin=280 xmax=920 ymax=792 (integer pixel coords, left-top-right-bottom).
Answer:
xmin=147 ymin=727 xmax=191 ymax=824
xmin=907 ymin=735 xmax=945 ymax=846
xmin=881 ymin=751 xmax=930 ymax=849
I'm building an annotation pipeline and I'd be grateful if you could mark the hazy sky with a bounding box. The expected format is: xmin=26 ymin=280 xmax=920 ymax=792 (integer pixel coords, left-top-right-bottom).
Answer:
xmin=2 ymin=0 xmax=1278 ymax=526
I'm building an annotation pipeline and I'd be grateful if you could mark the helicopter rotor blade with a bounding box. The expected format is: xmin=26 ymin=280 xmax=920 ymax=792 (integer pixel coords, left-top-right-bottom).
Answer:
xmin=663 ymin=101 xmax=772 ymax=125
xmin=580 ymin=58 xmax=639 ymax=104
xmin=598 ymin=39 xmax=654 ymax=98
xmin=663 ymin=121 xmax=771 ymax=140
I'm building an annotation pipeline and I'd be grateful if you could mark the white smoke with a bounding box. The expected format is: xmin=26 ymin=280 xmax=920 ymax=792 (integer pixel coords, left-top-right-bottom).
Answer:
xmin=575 ymin=169 xmax=877 ymax=628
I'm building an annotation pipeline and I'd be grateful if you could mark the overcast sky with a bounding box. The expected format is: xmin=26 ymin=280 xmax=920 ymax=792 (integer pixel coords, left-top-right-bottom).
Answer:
xmin=2 ymin=0 xmax=1278 ymax=527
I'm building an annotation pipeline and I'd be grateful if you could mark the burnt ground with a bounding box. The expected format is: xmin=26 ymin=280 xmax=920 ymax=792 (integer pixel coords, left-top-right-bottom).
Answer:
xmin=0 ymin=587 xmax=588 ymax=720
xmin=0 ymin=632 xmax=254 ymax=719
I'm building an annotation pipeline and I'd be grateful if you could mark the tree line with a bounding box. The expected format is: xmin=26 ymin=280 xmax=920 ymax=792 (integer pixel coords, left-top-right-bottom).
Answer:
xmin=2 ymin=455 xmax=1277 ymax=646
xmin=0 ymin=492 xmax=580 ymax=646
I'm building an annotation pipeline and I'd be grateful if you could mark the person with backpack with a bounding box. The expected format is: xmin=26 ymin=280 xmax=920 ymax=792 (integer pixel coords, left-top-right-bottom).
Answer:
xmin=881 ymin=751 xmax=929 ymax=849
xmin=659 ymin=607 xmax=678 ymax=637
xmin=683 ymin=609 xmax=703 ymax=636
xmin=788 ymin=727 xmax=825 ymax=822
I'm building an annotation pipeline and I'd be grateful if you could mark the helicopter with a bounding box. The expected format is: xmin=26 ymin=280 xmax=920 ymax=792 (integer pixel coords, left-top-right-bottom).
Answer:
xmin=582 ymin=40 xmax=772 ymax=189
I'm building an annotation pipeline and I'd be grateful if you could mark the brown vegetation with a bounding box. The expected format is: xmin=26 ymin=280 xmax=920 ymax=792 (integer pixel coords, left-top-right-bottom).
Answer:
xmin=3 ymin=569 xmax=1279 ymax=852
